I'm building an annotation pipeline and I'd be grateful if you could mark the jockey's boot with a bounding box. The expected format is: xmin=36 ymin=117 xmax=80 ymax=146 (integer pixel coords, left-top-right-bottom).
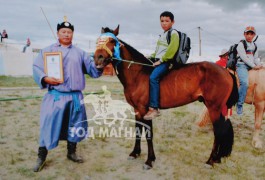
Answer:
xmin=67 ymin=141 xmax=84 ymax=163
xmin=143 ymin=107 xmax=161 ymax=120
xmin=236 ymin=104 xmax=243 ymax=115
xmin=33 ymin=147 xmax=48 ymax=172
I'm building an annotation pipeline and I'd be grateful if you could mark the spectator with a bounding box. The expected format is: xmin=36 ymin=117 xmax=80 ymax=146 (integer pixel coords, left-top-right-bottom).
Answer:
xmin=32 ymin=20 xmax=103 ymax=172
xmin=216 ymin=49 xmax=228 ymax=68
xmin=216 ymin=49 xmax=232 ymax=118
xmin=1 ymin=29 xmax=8 ymax=42
xmin=22 ymin=38 xmax=31 ymax=53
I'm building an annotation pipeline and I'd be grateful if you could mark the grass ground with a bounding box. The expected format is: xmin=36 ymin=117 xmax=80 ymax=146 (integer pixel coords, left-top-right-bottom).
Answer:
xmin=0 ymin=76 xmax=264 ymax=180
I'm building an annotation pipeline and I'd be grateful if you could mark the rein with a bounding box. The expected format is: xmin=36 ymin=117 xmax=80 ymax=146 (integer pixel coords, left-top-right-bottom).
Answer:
xmin=111 ymin=57 xmax=154 ymax=68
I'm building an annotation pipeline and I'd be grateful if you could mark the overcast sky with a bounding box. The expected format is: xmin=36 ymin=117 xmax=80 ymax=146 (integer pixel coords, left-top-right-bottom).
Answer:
xmin=1 ymin=0 xmax=265 ymax=57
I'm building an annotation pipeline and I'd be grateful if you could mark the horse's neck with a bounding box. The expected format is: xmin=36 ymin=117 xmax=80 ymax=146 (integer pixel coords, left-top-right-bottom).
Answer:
xmin=115 ymin=46 xmax=147 ymax=88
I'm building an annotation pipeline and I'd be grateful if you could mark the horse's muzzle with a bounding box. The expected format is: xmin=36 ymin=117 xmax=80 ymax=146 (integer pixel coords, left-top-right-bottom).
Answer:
xmin=95 ymin=54 xmax=111 ymax=69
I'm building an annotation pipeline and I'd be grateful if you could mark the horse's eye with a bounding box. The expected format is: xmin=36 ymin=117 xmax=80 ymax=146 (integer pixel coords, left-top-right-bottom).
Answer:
xmin=110 ymin=39 xmax=116 ymax=44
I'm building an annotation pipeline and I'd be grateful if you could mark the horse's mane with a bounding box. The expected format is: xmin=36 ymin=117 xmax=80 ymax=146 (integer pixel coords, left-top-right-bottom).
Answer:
xmin=102 ymin=27 xmax=151 ymax=68
xmin=119 ymin=39 xmax=190 ymax=72
xmin=118 ymin=39 xmax=189 ymax=71
xmin=119 ymin=39 xmax=150 ymax=63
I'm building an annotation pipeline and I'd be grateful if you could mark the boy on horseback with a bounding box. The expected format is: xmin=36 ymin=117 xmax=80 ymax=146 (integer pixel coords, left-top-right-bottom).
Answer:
xmin=236 ymin=26 xmax=263 ymax=115
xmin=143 ymin=11 xmax=179 ymax=120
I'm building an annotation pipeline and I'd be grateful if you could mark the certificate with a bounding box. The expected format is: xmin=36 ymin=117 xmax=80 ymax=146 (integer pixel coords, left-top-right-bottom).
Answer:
xmin=44 ymin=52 xmax=64 ymax=82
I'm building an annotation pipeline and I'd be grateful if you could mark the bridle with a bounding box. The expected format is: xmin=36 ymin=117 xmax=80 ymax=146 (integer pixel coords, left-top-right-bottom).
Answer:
xmin=96 ymin=36 xmax=113 ymax=58
xmin=95 ymin=32 xmax=154 ymax=70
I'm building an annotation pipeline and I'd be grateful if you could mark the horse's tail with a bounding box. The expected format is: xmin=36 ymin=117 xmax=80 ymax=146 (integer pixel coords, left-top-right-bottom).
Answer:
xmin=214 ymin=72 xmax=237 ymax=158
xmin=226 ymin=72 xmax=239 ymax=108
xmin=212 ymin=114 xmax=234 ymax=161
xmin=210 ymin=73 xmax=237 ymax=161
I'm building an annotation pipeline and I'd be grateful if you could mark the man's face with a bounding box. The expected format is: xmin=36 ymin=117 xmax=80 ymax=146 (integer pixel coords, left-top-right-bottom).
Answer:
xmin=57 ymin=28 xmax=73 ymax=46
xmin=160 ymin=16 xmax=174 ymax=32
xmin=244 ymin=31 xmax=255 ymax=43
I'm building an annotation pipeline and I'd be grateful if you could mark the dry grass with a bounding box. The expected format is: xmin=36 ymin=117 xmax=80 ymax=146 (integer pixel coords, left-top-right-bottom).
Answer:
xmin=0 ymin=76 xmax=264 ymax=180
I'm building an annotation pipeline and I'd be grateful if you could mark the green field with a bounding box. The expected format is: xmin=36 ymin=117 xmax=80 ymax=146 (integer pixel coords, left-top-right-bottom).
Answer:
xmin=0 ymin=76 xmax=264 ymax=180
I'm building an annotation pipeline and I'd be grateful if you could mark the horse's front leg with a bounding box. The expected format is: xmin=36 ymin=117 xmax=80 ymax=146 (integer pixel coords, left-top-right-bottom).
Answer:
xmin=143 ymin=120 xmax=156 ymax=170
xmin=252 ymin=102 xmax=264 ymax=149
xmin=128 ymin=119 xmax=143 ymax=159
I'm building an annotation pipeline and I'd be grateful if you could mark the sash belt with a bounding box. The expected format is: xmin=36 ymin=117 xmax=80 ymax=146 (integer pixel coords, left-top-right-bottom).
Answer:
xmin=48 ymin=89 xmax=81 ymax=112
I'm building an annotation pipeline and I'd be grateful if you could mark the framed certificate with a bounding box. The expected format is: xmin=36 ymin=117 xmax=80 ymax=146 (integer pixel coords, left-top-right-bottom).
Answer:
xmin=44 ymin=52 xmax=64 ymax=82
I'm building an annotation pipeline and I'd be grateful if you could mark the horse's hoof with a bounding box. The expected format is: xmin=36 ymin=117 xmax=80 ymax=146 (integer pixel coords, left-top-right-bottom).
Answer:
xmin=214 ymin=159 xmax=221 ymax=163
xmin=206 ymin=160 xmax=214 ymax=167
xmin=204 ymin=163 xmax=213 ymax=169
xmin=143 ymin=164 xmax=152 ymax=170
xmin=128 ymin=153 xmax=140 ymax=160
xmin=127 ymin=156 xmax=136 ymax=160
xmin=252 ymin=140 xmax=263 ymax=149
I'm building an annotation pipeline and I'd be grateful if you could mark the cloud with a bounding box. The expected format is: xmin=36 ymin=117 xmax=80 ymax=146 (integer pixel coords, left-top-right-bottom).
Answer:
xmin=202 ymin=0 xmax=265 ymax=11
xmin=1 ymin=0 xmax=264 ymax=57
xmin=150 ymin=0 xmax=265 ymax=11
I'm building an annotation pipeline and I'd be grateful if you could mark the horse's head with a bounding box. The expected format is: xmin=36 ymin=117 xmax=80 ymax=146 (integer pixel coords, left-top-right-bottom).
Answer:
xmin=94 ymin=25 xmax=121 ymax=69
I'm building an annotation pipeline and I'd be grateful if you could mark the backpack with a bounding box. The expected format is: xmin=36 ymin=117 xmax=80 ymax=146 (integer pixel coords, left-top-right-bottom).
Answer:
xmin=166 ymin=29 xmax=191 ymax=64
xmin=226 ymin=39 xmax=257 ymax=71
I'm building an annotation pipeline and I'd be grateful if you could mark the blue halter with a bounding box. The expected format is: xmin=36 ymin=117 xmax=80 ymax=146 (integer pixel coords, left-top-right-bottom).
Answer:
xmin=99 ymin=32 xmax=121 ymax=60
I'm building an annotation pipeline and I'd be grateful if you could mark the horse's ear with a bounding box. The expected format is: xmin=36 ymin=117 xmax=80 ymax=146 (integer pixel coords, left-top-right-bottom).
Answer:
xmin=101 ymin=27 xmax=105 ymax=34
xmin=113 ymin=25 xmax=119 ymax=36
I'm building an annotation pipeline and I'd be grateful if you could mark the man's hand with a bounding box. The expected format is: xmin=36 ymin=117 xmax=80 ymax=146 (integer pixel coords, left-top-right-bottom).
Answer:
xmin=253 ymin=65 xmax=263 ymax=70
xmin=43 ymin=77 xmax=62 ymax=85
xmin=153 ymin=60 xmax=162 ymax=66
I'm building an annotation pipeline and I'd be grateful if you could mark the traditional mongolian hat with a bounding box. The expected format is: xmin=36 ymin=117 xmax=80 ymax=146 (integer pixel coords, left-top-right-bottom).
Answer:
xmin=57 ymin=16 xmax=74 ymax=31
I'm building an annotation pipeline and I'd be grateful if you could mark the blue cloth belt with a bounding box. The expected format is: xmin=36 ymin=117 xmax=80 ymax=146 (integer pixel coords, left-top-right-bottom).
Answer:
xmin=48 ymin=89 xmax=81 ymax=112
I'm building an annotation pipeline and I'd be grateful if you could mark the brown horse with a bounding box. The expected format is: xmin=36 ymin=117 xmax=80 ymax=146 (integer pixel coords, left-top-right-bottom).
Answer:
xmin=93 ymin=25 xmax=238 ymax=169
xmin=198 ymin=68 xmax=265 ymax=149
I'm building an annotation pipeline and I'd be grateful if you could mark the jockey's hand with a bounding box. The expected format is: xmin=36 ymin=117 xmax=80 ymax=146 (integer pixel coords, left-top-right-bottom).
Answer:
xmin=43 ymin=77 xmax=62 ymax=85
xmin=253 ymin=65 xmax=263 ymax=70
xmin=153 ymin=60 xmax=162 ymax=66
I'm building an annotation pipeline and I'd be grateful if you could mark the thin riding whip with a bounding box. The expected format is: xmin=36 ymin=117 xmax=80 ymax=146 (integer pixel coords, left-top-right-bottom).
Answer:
xmin=40 ymin=7 xmax=57 ymax=41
